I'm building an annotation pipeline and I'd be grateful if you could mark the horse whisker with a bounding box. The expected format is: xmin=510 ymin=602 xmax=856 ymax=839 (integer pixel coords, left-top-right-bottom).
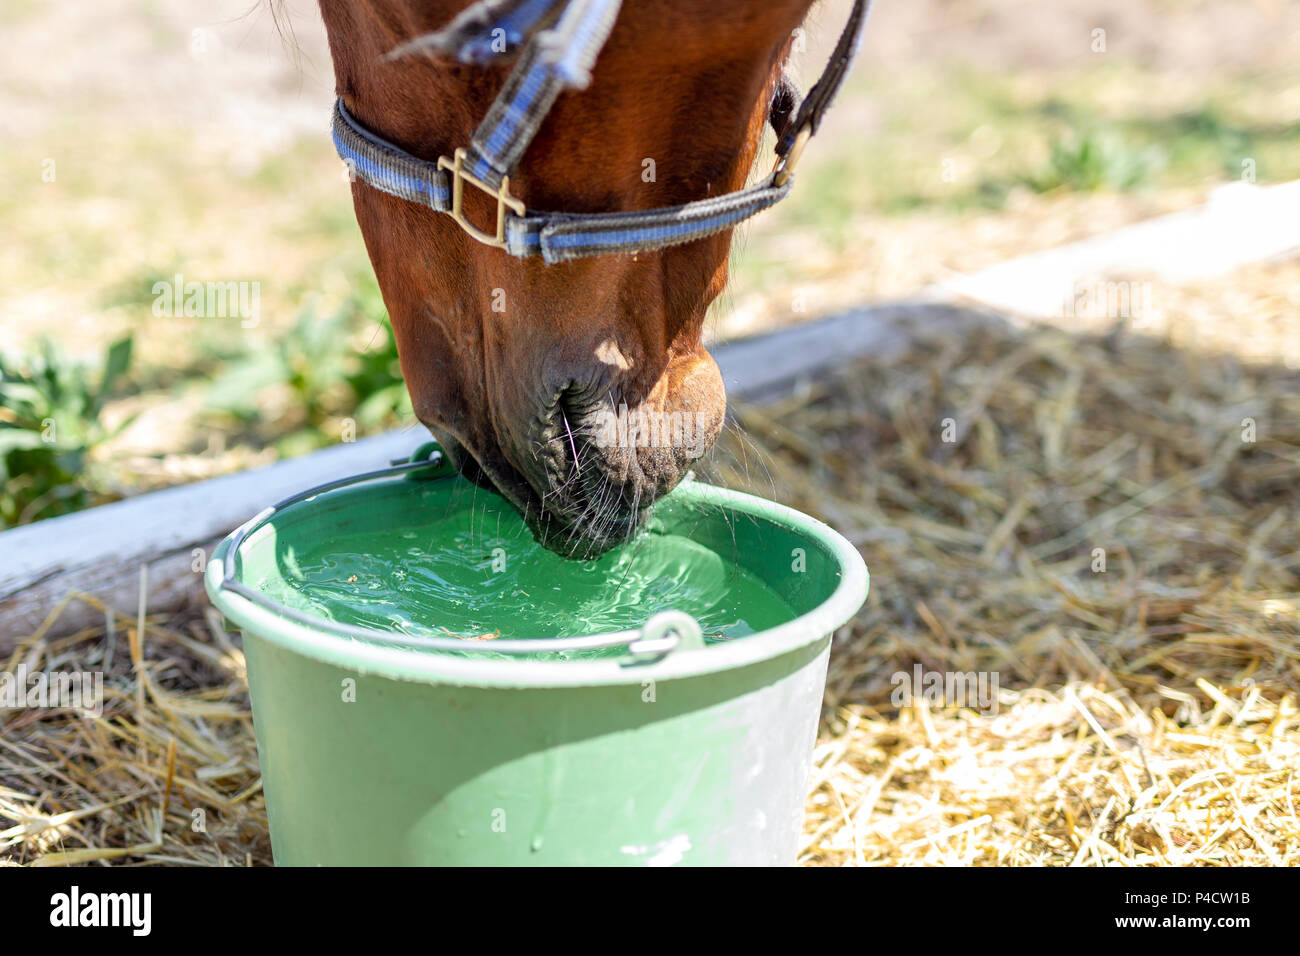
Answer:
xmin=562 ymin=412 xmax=582 ymax=476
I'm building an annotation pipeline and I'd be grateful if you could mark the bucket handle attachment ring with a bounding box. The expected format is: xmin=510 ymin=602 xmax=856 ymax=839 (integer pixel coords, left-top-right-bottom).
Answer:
xmin=625 ymin=611 xmax=705 ymax=663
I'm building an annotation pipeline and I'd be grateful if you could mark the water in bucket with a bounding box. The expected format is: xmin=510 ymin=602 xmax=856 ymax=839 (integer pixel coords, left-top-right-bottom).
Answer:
xmin=253 ymin=474 xmax=795 ymax=653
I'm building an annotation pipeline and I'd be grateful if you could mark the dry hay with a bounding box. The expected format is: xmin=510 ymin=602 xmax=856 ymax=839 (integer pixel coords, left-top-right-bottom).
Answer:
xmin=1 ymin=594 xmax=267 ymax=866
xmin=706 ymin=312 xmax=1300 ymax=865
xmin=2 ymin=311 xmax=1298 ymax=866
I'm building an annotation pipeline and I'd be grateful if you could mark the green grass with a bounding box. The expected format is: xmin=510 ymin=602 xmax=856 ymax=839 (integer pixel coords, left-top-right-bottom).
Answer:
xmin=0 ymin=336 xmax=137 ymax=526
xmin=761 ymin=65 xmax=1300 ymax=231
xmin=1024 ymin=129 xmax=1165 ymax=193
xmin=724 ymin=63 xmax=1300 ymax=301
xmin=200 ymin=270 xmax=410 ymax=457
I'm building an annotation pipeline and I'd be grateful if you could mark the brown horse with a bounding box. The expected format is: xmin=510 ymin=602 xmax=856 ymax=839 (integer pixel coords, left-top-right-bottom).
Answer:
xmin=319 ymin=0 xmax=817 ymax=555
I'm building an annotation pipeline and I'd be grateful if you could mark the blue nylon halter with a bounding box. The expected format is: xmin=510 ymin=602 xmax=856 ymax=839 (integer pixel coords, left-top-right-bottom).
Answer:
xmin=331 ymin=0 xmax=873 ymax=263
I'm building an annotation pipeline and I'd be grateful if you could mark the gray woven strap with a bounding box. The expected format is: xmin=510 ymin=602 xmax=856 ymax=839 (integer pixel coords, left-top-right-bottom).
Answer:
xmin=333 ymin=99 xmax=451 ymax=212
xmin=334 ymin=97 xmax=791 ymax=263
xmin=505 ymin=176 xmax=793 ymax=263
xmin=462 ymin=0 xmax=623 ymax=190
xmin=386 ymin=0 xmax=564 ymax=65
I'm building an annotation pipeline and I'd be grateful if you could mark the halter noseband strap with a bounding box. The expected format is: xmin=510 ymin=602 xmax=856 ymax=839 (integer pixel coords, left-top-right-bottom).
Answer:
xmin=331 ymin=0 xmax=873 ymax=264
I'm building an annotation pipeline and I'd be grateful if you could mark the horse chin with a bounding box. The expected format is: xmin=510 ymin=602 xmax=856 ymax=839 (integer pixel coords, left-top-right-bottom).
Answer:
xmin=536 ymin=505 xmax=646 ymax=560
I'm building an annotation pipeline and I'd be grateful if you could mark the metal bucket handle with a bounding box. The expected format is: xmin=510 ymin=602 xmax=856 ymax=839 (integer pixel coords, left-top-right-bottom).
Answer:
xmin=214 ymin=441 xmax=704 ymax=659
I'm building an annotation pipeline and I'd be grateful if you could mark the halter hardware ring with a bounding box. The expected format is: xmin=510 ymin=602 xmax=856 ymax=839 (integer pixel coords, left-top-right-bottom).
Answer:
xmin=772 ymin=126 xmax=811 ymax=188
xmin=437 ymin=147 xmax=526 ymax=249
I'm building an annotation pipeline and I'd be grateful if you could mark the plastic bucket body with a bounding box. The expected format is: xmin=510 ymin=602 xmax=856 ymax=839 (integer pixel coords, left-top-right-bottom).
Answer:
xmin=206 ymin=464 xmax=868 ymax=866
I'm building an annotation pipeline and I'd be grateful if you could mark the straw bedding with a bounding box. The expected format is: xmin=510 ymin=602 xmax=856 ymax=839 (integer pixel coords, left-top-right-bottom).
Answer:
xmin=3 ymin=306 xmax=1297 ymax=866
xmin=708 ymin=310 xmax=1300 ymax=865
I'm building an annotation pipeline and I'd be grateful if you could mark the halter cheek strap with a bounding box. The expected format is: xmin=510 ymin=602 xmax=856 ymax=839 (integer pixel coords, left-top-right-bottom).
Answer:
xmin=331 ymin=0 xmax=873 ymax=264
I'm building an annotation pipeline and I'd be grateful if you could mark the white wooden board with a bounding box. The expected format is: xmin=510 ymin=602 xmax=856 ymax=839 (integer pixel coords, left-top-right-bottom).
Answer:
xmin=931 ymin=179 xmax=1300 ymax=318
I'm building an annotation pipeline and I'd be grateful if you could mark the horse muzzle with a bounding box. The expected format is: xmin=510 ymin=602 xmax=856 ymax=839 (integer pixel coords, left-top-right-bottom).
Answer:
xmin=517 ymin=352 xmax=726 ymax=556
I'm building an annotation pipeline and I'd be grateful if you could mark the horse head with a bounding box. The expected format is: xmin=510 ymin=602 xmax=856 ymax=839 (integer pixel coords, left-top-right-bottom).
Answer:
xmin=319 ymin=0 xmax=834 ymax=556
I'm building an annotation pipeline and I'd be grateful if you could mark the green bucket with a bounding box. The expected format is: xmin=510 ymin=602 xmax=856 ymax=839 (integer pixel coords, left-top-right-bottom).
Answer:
xmin=205 ymin=444 xmax=868 ymax=865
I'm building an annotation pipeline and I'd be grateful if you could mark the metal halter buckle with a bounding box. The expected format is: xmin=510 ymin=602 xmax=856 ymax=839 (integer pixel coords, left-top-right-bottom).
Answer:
xmin=437 ymin=147 xmax=526 ymax=249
